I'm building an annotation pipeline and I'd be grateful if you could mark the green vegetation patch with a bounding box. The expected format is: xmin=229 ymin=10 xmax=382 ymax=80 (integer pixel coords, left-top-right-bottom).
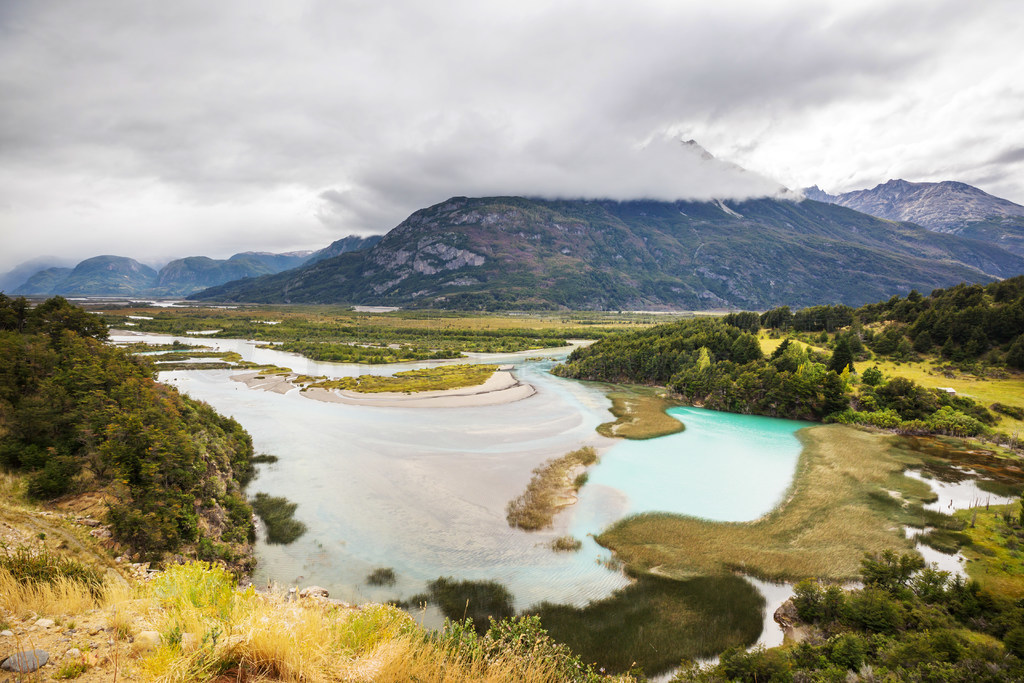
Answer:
xmin=506 ymin=447 xmax=598 ymax=531
xmin=956 ymin=502 xmax=1024 ymax=598
xmin=410 ymin=577 xmax=514 ymax=634
xmin=596 ymin=387 xmax=685 ymax=440
xmin=250 ymin=493 xmax=307 ymax=545
xmin=309 ymin=363 xmax=497 ymax=394
xmin=265 ymin=340 xmax=462 ymax=364
xmin=534 ymin=574 xmax=764 ymax=676
xmin=683 ymin=551 xmax=1024 ymax=682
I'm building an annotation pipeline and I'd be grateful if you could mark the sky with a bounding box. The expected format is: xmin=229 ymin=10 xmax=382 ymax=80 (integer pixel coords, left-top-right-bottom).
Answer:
xmin=1 ymin=0 xmax=1022 ymax=272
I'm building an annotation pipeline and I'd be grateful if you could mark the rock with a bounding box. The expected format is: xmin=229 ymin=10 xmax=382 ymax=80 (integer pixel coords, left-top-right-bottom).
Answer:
xmin=299 ymin=585 xmax=329 ymax=599
xmin=1 ymin=649 xmax=49 ymax=673
xmin=0 ymin=630 xmax=13 ymax=637
xmin=35 ymin=617 xmax=56 ymax=629
xmin=773 ymin=599 xmax=800 ymax=629
xmin=130 ymin=630 xmax=161 ymax=656
xmin=65 ymin=648 xmax=82 ymax=660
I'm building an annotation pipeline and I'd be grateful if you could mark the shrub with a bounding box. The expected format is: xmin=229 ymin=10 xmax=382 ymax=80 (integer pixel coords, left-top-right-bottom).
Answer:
xmin=0 ymin=544 xmax=102 ymax=592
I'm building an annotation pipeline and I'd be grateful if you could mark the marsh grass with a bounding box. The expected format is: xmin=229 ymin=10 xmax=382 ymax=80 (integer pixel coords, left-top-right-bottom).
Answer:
xmin=309 ymin=364 xmax=498 ymax=394
xmin=533 ymin=574 xmax=764 ymax=676
xmin=367 ymin=567 xmax=397 ymax=586
xmin=599 ymin=425 xmax=936 ymax=581
xmin=549 ymin=536 xmax=583 ymax=552
xmin=410 ymin=577 xmax=514 ymax=633
xmin=506 ymin=447 xmax=598 ymax=530
xmin=596 ymin=389 xmax=685 ymax=440
xmin=250 ymin=493 xmax=307 ymax=544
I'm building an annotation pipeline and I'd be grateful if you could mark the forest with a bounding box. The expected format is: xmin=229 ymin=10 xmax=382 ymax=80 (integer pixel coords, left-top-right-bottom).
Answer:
xmin=0 ymin=295 xmax=256 ymax=567
xmin=555 ymin=278 xmax=1024 ymax=440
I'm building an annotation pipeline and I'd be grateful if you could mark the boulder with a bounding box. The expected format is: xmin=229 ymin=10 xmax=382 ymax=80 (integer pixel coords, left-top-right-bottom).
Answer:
xmin=299 ymin=586 xmax=330 ymax=599
xmin=34 ymin=618 xmax=56 ymax=629
xmin=2 ymin=649 xmax=49 ymax=673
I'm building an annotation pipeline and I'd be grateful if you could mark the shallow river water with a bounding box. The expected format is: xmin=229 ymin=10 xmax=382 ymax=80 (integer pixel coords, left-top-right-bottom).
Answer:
xmin=112 ymin=331 xmax=808 ymax=632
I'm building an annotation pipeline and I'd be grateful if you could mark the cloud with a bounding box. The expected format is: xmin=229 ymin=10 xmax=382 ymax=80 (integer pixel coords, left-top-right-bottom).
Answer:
xmin=0 ymin=0 xmax=1022 ymax=271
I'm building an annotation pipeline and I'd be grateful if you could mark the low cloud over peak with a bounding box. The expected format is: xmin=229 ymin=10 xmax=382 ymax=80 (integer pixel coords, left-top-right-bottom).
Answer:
xmin=1 ymin=0 xmax=1021 ymax=270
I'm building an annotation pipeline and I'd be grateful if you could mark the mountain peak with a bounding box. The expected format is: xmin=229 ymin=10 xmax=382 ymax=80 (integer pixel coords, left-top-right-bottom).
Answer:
xmin=807 ymin=178 xmax=1024 ymax=252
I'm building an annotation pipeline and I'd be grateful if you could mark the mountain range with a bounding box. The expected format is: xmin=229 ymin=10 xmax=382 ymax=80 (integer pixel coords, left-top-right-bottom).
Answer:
xmin=3 ymin=235 xmax=381 ymax=297
xmin=804 ymin=179 xmax=1024 ymax=257
xmin=194 ymin=192 xmax=1024 ymax=310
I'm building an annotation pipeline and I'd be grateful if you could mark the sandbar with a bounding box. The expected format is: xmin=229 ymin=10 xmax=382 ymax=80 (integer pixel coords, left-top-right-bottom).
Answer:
xmin=231 ymin=366 xmax=535 ymax=408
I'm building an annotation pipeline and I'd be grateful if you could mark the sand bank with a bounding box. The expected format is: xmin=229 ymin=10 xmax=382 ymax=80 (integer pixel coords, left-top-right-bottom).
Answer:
xmin=231 ymin=366 xmax=535 ymax=408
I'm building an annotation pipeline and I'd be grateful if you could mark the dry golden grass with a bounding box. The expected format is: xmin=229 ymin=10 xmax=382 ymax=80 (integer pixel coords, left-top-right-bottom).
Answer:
xmin=361 ymin=634 xmax=586 ymax=683
xmin=133 ymin=562 xmax=637 ymax=683
xmin=596 ymin=389 xmax=684 ymax=440
xmin=599 ymin=425 xmax=933 ymax=581
xmin=0 ymin=568 xmax=104 ymax=617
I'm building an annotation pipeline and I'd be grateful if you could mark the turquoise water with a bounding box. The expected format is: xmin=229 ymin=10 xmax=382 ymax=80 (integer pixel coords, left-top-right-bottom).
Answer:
xmin=110 ymin=331 xmax=808 ymax=623
xmin=573 ymin=407 xmax=809 ymax=539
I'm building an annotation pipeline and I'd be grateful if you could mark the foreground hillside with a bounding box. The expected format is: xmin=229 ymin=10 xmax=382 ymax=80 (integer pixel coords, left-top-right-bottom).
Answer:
xmin=194 ymin=195 xmax=1024 ymax=310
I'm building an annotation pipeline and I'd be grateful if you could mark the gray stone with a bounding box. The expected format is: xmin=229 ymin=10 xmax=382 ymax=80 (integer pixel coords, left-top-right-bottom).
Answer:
xmin=34 ymin=618 xmax=55 ymax=629
xmin=65 ymin=648 xmax=82 ymax=660
xmin=2 ymin=649 xmax=49 ymax=673
xmin=0 ymin=630 xmax=13 ymax=637
xmin=299 ymin=585 xmax=329 ymax=598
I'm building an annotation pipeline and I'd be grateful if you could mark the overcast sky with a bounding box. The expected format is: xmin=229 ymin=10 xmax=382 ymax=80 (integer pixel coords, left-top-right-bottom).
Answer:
xmin=1 ymin=0 xmax=1022 ymax=272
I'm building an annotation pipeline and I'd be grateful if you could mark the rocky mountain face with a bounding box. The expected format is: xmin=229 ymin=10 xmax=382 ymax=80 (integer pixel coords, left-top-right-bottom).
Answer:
xmin=805 ymin=179 xmax=1024 ymax=257
xmin=194 ymin=196 xmax=1024 ymax=310
xmin=305 ymin=235 xmax=383 ymax=265
xmin=7 ymin=238 xmax=377 ymax=296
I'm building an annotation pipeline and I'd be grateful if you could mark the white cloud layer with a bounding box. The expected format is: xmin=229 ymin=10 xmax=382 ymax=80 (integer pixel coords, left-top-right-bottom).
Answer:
xmin=0 ymin=0 xmax=1022 ymax=271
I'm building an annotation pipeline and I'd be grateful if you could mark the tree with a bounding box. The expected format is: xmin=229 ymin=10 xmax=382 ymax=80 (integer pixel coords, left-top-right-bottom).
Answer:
xmin=913 ymin=330 xmax=933 ymax=354
xmin=1007 ymin=334 xmax=1024 ymax=370
xmin=861 ymin=366 xmax=883 ymax=386
xmin=828 ymin=337 xmax=854 ymax=374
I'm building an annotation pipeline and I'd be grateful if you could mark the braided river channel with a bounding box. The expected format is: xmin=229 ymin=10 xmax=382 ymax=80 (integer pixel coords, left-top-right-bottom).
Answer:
xmin=111 ymin=331 xmax=810 ymax=660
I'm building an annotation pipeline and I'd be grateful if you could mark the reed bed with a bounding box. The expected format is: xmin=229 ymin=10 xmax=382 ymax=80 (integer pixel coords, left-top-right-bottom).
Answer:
xmin=506 ymin=447 xmax=598 ymax=530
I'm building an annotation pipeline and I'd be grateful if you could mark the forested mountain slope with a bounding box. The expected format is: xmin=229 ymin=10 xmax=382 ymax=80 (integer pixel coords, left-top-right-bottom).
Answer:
xmin=195 ymin=196 xmax=1024 ymax=310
